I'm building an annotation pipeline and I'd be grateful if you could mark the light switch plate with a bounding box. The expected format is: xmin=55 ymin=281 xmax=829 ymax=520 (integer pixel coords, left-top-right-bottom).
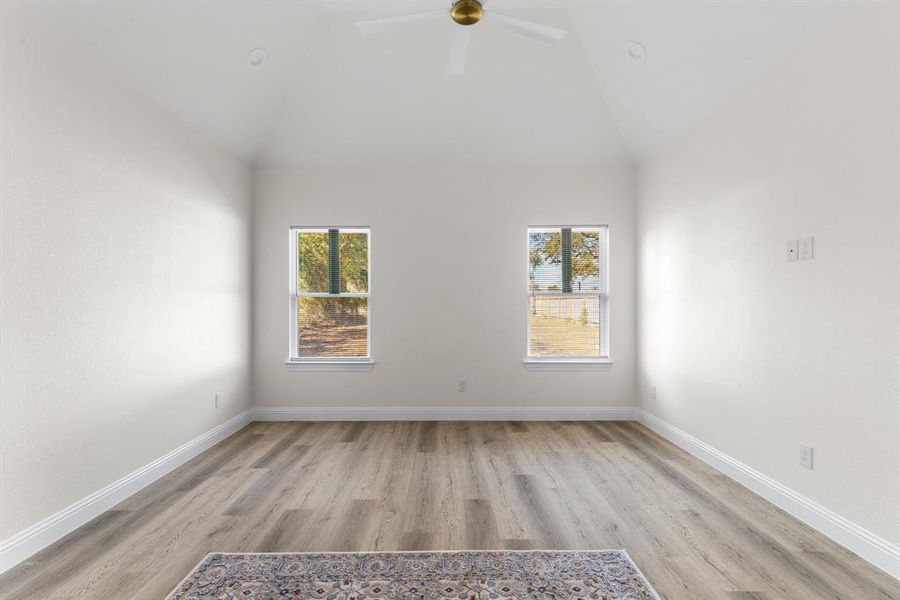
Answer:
xmin=799 ymin=236 xmax=814 ymax=260
xmin=787 ymin=239 xmax=799 ymax=262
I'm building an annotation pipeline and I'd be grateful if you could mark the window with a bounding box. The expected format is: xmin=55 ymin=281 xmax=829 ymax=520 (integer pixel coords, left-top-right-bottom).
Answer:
xmin=527 ymin=226 xmax=609 ymax=361
xmin=289 ymin=227 xmax=370 ymax=362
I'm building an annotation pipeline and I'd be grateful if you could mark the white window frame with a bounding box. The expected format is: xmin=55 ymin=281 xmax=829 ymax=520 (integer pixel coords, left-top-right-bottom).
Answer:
xmin=286 ymin=226 xmax=373 ymax=370
xmin=525 ymin=225 xmax=612 ymax=369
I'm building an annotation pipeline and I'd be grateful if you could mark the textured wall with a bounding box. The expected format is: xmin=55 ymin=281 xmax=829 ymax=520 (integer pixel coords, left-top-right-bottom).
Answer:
xmin=637 ymin=5 xmax=899 ymax=544
xmin=253 ymin=166 xmax=637 ymax=410
xmin=0 ymin=6 xmax=253 ymax=539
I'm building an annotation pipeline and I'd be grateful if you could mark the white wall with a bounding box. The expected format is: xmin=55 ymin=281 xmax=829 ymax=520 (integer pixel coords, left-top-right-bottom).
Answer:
xmin=254 ymin=167 xmax=636 ymax=410
xmin=637 ymin=4 xmax=899 ymax=545
xmin=0 ymin=6 xmax=253 ymax=540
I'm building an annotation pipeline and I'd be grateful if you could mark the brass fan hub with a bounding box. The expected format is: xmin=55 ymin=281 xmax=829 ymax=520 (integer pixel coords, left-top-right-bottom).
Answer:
xmin=451 ymin=0 xmax=483 ymax=26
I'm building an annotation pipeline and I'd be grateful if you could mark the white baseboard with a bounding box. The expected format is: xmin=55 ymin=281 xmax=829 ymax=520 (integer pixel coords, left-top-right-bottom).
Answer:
xmin=252 ymin=406 xmax=639 ymax=422
xmin=0 ymin=410 xmax=253 ymax=575
xmin=5 ymin=406 xmax=896 ymax=582
xmin=0 ymin=406 xmax=632 ymax=575
xmin=637 ymin=409 xmax=900 ymax=580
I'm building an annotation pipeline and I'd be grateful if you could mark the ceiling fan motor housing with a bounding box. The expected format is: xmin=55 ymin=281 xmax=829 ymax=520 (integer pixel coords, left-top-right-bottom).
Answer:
xmin=451 ymin=0 xmax=484 ymax=26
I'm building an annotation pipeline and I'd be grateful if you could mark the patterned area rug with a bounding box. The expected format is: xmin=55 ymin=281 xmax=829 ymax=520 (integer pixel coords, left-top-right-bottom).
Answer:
xmin=167 ymin=550 xmax=660 ymax=599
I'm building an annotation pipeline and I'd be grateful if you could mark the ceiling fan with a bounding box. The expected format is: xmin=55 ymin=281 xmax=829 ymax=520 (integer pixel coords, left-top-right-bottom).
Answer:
xmin=354 ymin=0 xmax=567 ymax=76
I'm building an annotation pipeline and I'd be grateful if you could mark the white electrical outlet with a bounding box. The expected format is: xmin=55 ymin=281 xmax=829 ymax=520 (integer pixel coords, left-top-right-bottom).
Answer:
xmin=457 ymin=380 xmax=468 ymax=393
xmin=799 ymin=236 xmax=814 ymax=260
xmin=786 ymin=239 xmax=799 ymax=262
xmin=214 ymin=393 xmax=223 ymax=409
xmin=799 ymin=443 xmax=814 ymax=469
xmin=650 ymin=387 xmax=657 ymax=401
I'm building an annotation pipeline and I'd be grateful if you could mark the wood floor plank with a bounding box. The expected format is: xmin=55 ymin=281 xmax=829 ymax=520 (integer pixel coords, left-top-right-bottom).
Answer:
xmin=1 ymin=421 xmax=896 ymax=600
xmin=463 ymin=499 xmax=501 ymax=550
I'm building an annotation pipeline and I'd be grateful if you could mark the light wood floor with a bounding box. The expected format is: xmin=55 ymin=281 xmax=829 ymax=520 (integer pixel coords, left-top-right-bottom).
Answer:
xmin=1 ymin=421 xmax=897 ymax=599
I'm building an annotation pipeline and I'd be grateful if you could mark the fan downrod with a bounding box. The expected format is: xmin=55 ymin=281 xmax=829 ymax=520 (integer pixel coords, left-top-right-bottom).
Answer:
xmin=451 ymin=0 xmax=484 ymax=26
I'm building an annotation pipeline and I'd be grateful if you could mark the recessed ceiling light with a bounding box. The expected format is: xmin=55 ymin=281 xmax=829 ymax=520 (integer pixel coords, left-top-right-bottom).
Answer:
xmin=247 ymin=47 xmax=267 ymax=67
xmin=626 ymin=40 xmax=646 ymax=61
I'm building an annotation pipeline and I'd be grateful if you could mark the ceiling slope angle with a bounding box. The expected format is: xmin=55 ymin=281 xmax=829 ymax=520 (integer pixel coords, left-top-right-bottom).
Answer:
xmin=254 ymin=4 xmax=628 ymax=167
xmin=14 ymin=0 xmax=322 ymax=162
xmin=16 ymin=0 xmax=627 ymax=167
xmin=354 ymin=0 xmax=567 ymax=76
xmin=11 ymin=1 xmax=861 ymax=167
xmin=566 ymin=1 xmax=861 ymax=159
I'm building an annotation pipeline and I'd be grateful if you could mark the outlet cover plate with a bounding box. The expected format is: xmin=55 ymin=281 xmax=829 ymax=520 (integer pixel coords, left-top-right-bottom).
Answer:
xmin=799 ymin=443 xmax=814 ymax=469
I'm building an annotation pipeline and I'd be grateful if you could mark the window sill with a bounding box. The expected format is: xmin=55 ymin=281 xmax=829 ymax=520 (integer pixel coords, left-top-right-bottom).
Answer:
xmin=284 ymin=360 xmax=375 ymax=372
xmin=523 ymin=359 xmax=613 ymax=371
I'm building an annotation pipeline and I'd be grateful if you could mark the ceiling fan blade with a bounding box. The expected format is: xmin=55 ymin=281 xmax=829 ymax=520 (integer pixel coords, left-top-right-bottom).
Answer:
xmin=483 ymin=12 xmax=567 ymax=43
xmin=354 ymin=10 xmax=445 ymax=35
xmin=446 ymin=27 xmax=471 ymax=76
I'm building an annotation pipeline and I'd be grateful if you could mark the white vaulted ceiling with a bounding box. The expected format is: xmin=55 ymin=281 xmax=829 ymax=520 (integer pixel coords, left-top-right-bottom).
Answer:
xmin=15 ymin=0 xmax=858 ymax=166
